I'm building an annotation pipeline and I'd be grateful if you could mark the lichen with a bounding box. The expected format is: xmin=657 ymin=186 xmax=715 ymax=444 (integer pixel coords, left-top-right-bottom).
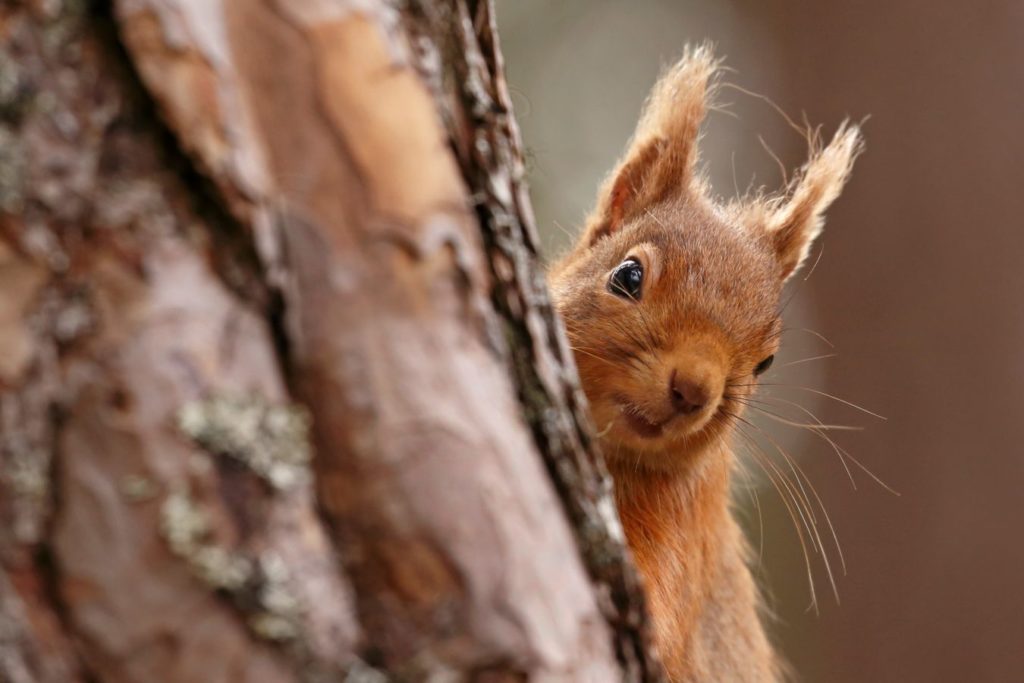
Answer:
xmin=0 ymin=572 xmax=35 ymax=683
xmin=6 ymin=449 xmax=48 ymax=501
xmin=0 ymin=58 xmax=33 ymax=124
xmin=0 ymin=127 xmax=26 ymax=214
xmin=38 ymin=0 xmax=89 ymax=59
xmin=248 ymin=555 xmax=302 ymax=642
xmin=160 ymin=489 xmax=252 ymax=591
xmin=51 ymin=293 xmax=94 ymax=344
xmin=343 ymin=661 xmax=391 ymax=683
xmin=0 ymin=405 xmax=53 ymax=546
xmin=119 ymin=474 xmax=159 ymax=502
xmin=177 ymin=395 xmax=312 ymax=490
xmin=159 ymin=490 xmax=304 ymax=642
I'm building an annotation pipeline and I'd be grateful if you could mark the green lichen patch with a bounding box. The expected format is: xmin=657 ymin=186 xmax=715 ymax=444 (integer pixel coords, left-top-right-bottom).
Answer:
xmin=177 ymin=395 xmax=312 ymax=491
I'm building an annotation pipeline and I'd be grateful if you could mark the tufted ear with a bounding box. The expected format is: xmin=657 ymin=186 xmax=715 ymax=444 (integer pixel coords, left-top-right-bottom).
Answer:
xmin=766 ymin=123 xmax=864 ymax=280
xmin=582 ymin=45 xmax=719 ymax=246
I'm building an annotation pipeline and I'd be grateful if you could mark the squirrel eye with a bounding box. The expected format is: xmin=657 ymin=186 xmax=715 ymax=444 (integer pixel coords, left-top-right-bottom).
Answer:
xmin=608 ymin=259 xmax=644 ymax=300
xmin=754 ymin=355 xmax=775 ymax=376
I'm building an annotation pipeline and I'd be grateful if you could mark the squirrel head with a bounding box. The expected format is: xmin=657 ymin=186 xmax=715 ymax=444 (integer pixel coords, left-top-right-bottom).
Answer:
xmin=549 ymin=46 xmax=863 ymax=472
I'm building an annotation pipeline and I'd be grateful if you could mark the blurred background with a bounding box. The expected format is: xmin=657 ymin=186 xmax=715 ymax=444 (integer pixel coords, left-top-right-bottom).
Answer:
xmin=496 ymin=1 xmax=1024 ymax=681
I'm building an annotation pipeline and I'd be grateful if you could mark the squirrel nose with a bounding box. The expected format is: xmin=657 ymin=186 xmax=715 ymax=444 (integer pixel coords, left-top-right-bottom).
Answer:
xmin=670 ymin=369 xmax=711 ymax=415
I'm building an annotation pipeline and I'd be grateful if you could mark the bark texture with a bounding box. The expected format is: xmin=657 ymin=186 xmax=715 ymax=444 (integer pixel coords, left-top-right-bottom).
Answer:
xmin=0 ymin=1 xmax=663 ymax=681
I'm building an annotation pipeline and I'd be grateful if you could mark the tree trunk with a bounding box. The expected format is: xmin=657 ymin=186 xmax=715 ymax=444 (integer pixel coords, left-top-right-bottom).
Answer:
xmin=0 ymin=1 xmax=663 ymax=681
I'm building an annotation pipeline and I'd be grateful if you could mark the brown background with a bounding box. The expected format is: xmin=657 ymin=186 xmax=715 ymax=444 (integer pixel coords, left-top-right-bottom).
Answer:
xmin=498 ymin=1 xmax=1024 ymax=681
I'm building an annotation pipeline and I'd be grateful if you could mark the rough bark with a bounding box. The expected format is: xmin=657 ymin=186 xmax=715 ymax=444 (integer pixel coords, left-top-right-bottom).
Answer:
xmin=0 ymin=1 xmax=663 ymax=681
xmin=398 ymin=4 xmax=663 ymax=680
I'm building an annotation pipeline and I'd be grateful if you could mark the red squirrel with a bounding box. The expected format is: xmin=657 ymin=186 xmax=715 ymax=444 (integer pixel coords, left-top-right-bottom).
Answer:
xmin=548 ymin=47 xmax=862 ymax=681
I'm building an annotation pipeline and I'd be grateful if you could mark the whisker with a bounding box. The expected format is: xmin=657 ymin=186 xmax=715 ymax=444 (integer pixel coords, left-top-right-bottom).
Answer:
xmin=728 ymin=381 xmax=885 ymax=422
xmin=789 ymin=327 xmax=836 ymax=348
xmin=720 ymin=81 xmax=809 ymax=141
xmin=776 ymin=352 xmax=838 ymax=369
xmin=732 ymin=415 xmax=821 ymax=548
xmin=758 ymin=134 xmax=789 ymax=187
xmin=568 ymin=345 xmax=619 ymax=368
xmin=740 ymin=418 xmax=847 ymax=601
xmin=726 ymin=396 xmax=862 ymax=431
xmin=830 ymin=440 xmax=901 ymax=497
xmin=802 ymin=242 xmax=826 ymax=283
xmin=737 ymin=462 xmax=766 ymax=562
xmin=607 ymin=317 xmax=656 ymax=360
xmin=551 ymin=219 xmax=576 ymax=241
xmin=737 ymin=389 xmax=900 ymax=497
xmin=729 ymin=414 xmax=819 ymax=539
xmin=731 ymin=150 xmax=741 ymax=199
xmin=564 ymin=323 xmax=654 ymax=372
xmin=730 ymin=420 xmax=819 ymax=613
xmin=733 ymin=392 xmax=858 ymax=489
xmin=759 ymin=384 xmax=887 ymax=421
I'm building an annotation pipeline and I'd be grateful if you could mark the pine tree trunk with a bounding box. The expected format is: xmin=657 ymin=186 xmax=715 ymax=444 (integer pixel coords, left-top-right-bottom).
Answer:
xmin=0 ymin=1 xmax=664 ymax=681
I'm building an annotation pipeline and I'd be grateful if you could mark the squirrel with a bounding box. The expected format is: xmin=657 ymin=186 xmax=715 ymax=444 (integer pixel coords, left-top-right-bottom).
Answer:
xmin=547 ymin=46 xmax=862 ymax=682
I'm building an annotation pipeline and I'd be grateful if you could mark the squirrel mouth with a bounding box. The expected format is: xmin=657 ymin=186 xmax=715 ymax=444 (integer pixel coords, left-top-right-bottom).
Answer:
xmin=616 ymin=400 xmax=668 ymax=438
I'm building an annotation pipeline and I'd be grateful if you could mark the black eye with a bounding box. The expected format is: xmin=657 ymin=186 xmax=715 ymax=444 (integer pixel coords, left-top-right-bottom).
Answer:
xmin=754 ymin=355 xmax=774 ymax=376
xmin=608 ymin=259 xmax=644 ymax=300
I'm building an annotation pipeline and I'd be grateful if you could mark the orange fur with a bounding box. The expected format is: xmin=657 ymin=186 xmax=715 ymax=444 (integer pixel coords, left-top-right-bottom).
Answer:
xmin=548 ymin=46 xmax=862 ymax=682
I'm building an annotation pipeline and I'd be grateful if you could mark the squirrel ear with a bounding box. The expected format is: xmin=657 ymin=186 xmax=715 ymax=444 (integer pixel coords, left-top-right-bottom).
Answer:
xmin=767 ymin=123 xmax=864 ymax=280
xmin=583 ymin=45 xmax=719 ymax=246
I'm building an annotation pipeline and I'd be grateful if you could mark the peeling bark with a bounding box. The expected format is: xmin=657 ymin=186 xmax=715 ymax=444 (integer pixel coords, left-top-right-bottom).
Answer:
xmin=0 ymin=1 xmax=664 ymax=681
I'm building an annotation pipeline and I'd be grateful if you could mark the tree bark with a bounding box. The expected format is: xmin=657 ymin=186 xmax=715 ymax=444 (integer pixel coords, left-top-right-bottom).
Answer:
xmin=0 ymin=1 xmax=664 ymax=681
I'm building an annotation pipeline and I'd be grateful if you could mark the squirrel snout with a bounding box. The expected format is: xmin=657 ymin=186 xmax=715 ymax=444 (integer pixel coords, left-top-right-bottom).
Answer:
xmin=669 ymin=370 xmax=709 ymax=414
xmin=668 ymin=364 xmax=723 ymax=417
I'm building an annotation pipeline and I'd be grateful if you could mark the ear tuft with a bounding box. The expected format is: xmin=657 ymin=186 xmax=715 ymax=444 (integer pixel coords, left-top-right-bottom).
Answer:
xmin=583 ymin=45 xmax=721 ymax=246
xmin=767 ymin=122 xmax=864 ymax=280
xmin=637 ymin=43 xmax=719 ymax=192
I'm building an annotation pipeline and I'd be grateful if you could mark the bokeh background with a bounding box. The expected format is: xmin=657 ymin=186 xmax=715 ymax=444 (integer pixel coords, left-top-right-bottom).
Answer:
xmin=496 ymin=1 xmax=1024 ymax=681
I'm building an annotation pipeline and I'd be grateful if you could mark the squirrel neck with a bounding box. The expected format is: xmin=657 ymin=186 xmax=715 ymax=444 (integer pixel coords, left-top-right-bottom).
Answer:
xmin=610 ymin=440 xmax=780 ymax=682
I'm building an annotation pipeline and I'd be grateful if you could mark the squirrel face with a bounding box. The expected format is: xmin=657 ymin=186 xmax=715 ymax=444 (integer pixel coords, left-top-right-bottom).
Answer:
xmin=549 ymin=47 xmax=862 ymax=471
xmin=552 ymin=197 xmax=783 ymax=467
